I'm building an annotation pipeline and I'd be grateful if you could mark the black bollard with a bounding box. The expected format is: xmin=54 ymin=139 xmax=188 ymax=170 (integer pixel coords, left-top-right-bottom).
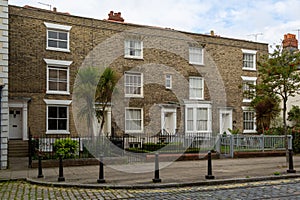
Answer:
xmin=97 ymin=155 xmax=105 ymax=183
xmin=152 ymin=153 xmax=161 ymax=183
xmin=58 ymin=155 xmax=65 ymax=182
xmin=37 ymin=155 xmax=44 ymax=178
xmin=287 ymin=149 xmax=296 ymax=173
xmin=205 ymin=151 xmax=215 ymax=179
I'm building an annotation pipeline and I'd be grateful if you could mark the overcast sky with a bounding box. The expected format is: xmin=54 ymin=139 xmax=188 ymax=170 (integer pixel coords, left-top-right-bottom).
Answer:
xmin=9 ymin=0 xmax=300 ymax=51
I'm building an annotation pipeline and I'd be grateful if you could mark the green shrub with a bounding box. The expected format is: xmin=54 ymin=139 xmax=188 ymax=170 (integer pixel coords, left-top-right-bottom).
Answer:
xmin=292 ymin=128 xmax=300 ymax=154
xmin=53 ymin=138 xmax=79 ymax=159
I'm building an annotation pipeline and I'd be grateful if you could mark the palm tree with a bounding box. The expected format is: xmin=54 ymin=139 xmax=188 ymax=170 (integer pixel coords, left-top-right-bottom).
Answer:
xmin=95 ymin=67 xmax=118 ymax=136
xmin=74 ymin=66 xmax=100 ymax=137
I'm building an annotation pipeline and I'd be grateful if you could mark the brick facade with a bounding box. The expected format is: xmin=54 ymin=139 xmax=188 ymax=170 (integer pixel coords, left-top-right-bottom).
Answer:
xmin=8 ymin=5 xmax=268 ymax=139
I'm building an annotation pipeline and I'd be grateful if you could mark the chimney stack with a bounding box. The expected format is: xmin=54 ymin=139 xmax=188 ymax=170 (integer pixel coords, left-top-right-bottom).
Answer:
xmin=108 ymin=11 xmax=124 ymax=22
xmin=282 ymin=33 xmax=298 ymax=50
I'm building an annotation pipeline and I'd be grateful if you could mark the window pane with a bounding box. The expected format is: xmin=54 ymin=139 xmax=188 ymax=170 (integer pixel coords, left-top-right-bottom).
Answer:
xmin=48 ymin=40 xmax=57 ymax=48
xmin=48 ymin=31 xmax=57 ymax=39
xmin=58 ymin=32 xmax=67 ymax=40
xmin=48 ymin=119 xmax=57 ymax=130
xmin=59 ymin=82 xmax=67 ymax=91
xmin=125 ymin=73 xmax=142 ymax=96
xmin=189 ymin=47 xmax=203 ymax=64
xmin=59 ymin=41 xmax=68 ymax=49
xmin=48 ymin=107 xmax=57 ymax=118
xmin=189 ymin=77 xmax=203 ymax=99
xmin=49 ymin=69 xmax=57 ymax=79
xmin=126 ymin=109 xmax=142 ymax=131
xmin=49 ymin=82 xmax=57 ymax=90
xmin=59 ymin=107 xmax=67 ymax=118
xmin=59 ymin=70 xmax=67 ymax=81
xmin=58 ymin=119 xmax=67 ymax=130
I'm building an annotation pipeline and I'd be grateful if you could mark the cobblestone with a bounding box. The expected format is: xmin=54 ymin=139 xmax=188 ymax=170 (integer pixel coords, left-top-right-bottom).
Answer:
xmin=1 ymin=178 xmax=300 ymax=199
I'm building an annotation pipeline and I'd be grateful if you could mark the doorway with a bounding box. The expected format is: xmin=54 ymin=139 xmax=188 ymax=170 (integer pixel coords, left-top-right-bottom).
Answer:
xmin=219 ymin=108 xmax=232 ymax=135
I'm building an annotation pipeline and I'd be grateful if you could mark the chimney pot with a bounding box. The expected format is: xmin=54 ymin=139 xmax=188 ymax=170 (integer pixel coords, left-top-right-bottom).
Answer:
xmin=283 ymin=33 xmax=298 ymax=50
xmin=107 ymin=11 xmax=124 ymax=22
xmin=53 ymin=7 xmax=57 ymax=12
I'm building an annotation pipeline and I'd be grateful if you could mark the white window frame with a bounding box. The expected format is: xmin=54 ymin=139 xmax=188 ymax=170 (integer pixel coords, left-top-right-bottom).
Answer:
xmin=242 ymin=106 xmax=256 ymax=134
xmin=165 ymin=74 xmax=172 ymax=89
xmin=44 ymin=59 xmax=72 ymax=95
xmin=185 ymin=103 xmax=212 ymax=134
xmin=44 ymin=99 xmax=72 ymax=134
xmin=189 ymin=76 xmax=204 ymax=100
xmin=124 ymin=72 xmax=143 ymax=98
xmin=124 ymin=40 xmax=143 ymax=59
xmin=242 ymin=49 xmax=257 ymax=71
xmin=44 ymin=22 xmax=72 ymax=52
xmin=189 ymin=47 xmax=204 ymax=65
xmin=125 ymin=107 xmax=143 ymax=133
xmin=241 ymin=76 xmax=257 ymax=103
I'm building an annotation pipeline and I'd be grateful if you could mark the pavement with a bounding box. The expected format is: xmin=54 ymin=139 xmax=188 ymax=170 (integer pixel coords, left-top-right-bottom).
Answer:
xmin=1 ymin=156 xmax=300 ymax=189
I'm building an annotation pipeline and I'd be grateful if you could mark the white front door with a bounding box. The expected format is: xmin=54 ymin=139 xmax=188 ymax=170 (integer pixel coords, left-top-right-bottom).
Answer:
xmin=220 ymin=109 xmax=232 ymax=135
xmin=9 ymin=108 xmax=23 ymax=139
xmin=161 ymin=108 xmax=177 ymax=135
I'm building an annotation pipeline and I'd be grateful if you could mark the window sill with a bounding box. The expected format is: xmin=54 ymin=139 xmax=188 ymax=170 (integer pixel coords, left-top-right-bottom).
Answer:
xmin=189 ymin=62 xmax=204 ymax=66
xmin=189 ymin=97 xmax=204 ymax=101
xmin=242 ymin=68 xmax=256 ymax=71
xmin=124 ymin=55 xmax=144 ymax=60
xmin=46 ymin=91 xmax=70 ymax=95
xmin=46 ymin=131 xmax=70 ymax=134
xmin=242 ymin=99 xmax=252 ymax=103
xmin=125 ymin=94 xmax=144 ymax=98
xmin=125 ymin=131 xmax=144 ymax=134
xmin=243 ymin=130 xmax=257 ymax=134
xmin=46 ymin=47 xmax=70 ymax=53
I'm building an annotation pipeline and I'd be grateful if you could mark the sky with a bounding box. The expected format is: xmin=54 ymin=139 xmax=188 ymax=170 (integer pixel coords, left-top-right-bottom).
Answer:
xmin=9 ymin=0 xmax=300 ymax=51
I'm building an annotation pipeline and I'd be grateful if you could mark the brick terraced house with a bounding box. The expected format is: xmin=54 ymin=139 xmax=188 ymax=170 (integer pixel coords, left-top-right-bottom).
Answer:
xmin=7 ymin=5 xmax=268 ymax=158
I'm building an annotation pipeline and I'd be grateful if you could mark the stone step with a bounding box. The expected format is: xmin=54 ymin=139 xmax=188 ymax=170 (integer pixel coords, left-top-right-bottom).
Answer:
xmin=8 ymin=140 xmax=29 ymax=157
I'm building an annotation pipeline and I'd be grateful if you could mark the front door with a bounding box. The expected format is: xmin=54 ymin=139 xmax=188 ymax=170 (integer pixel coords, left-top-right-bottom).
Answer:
xmin=161 ymin=108 xmax=176 ymax=135
xmin=220 ymin=109 xmax=232 ymax=135
xmin=9 ymin=108 xmax=23 ymax=139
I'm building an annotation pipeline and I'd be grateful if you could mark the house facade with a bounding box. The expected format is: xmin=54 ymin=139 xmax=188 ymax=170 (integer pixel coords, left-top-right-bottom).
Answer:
xmin=0 ymin=0 xmax=8 ymax=169
xmin=8 ymin=5 xmax=268 ymax=152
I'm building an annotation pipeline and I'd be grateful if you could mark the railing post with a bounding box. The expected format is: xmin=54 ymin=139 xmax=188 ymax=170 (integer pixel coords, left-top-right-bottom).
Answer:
xmin=58 ymin=155 xmax=65 ymax=182
xmin=152 ymin=153 xmax=161 ymax=183
xmin=287 ymin=149 xmax=296 ymax=173
xmin=37 ymin=155 xmax=44 ymax=178
xmin=216 ymin=135 xmax=220 ymax=153
xmin=230 ymin=135 xmax=234 ymax=158
xmin=97 ymin=154 xmax=105 ymax=183
xmin=261 ymin=134 xmax=264 ymax=152
xmin=28 ymin=130 xmax=32 ymax=168
xmin=205 ymin=151 xmax=215 ymax=179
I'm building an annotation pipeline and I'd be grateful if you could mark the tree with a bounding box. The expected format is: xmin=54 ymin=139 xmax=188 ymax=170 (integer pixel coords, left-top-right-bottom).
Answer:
xmin=74 ymin=66 xmax=100 ymax=137
xmin=251 ymin=95 xmax=280 ymax=134
xmin=257 ymin=45 xmax=300 ymax=157
xmin=288 ymin=105 xmax=300 ymax=128
xmin=95 ymin=67 xmax=118 ymax=136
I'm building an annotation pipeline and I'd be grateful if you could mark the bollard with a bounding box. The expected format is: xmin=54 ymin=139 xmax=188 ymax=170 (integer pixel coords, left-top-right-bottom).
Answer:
xmin=58 ymin=155 xmax=65 ymax=182
xmin=37 ymin=155 xmax=44 ymax=178
xmin=287 ymin=149 xmax=296 ymax=173
xmin=97 ymin=154 xmax=105 ymax=183
xmin=152 ymin=153 xmax=161 ymax=183
xmin=205 ymin=151 xmax=215 ymax=179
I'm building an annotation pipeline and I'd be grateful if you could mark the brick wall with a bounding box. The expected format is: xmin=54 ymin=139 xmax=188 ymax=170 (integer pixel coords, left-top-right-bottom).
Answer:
xmin=9 ymin=5 xmax=268 ymax=137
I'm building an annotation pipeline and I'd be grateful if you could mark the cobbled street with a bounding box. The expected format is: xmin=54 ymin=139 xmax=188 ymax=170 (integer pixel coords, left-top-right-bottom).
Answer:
xmin=1 ymin=178 xmax=300 ymax=200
